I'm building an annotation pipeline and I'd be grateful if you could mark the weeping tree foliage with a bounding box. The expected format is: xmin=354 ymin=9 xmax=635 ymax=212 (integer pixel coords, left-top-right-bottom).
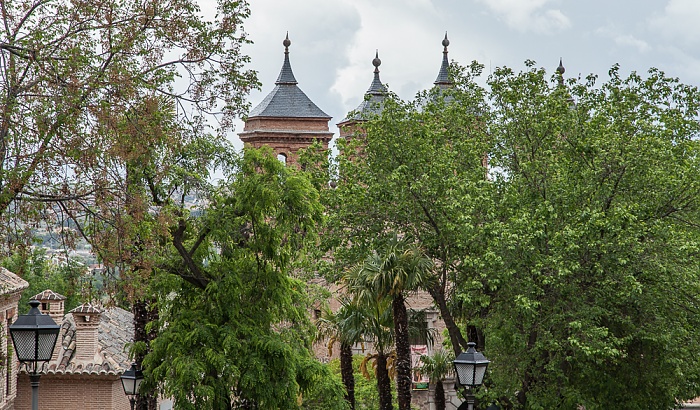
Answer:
xmin=143 ymin=149 xmax=347 ymax=410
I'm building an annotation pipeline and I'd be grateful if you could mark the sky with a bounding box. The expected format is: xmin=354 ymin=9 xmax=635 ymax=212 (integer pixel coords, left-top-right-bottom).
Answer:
xmin=217 ymin=0 xmax=700 ymax=149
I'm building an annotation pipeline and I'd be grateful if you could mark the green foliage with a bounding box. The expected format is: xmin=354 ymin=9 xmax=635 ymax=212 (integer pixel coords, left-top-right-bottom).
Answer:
xmin=2 ymin=248 xmax=83 ymax=313
xmin=327 ymin=60 xmax=700 ymax=409
xmin=327 ymin=355 xmax=400 ymax=410
xmin=144 ymin=148 xmax=345 ymax=409
xmin=479 ymin=63 xmax=700 ymax=409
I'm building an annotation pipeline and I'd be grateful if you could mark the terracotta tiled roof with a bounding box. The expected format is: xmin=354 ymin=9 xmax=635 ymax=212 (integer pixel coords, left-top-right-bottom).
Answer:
xmin=22 ymin=306 xmax=134 ymax=376
xmin=0 ymin=267 xmax=29 ymax=295
xmin=32 ymin=289 xmax=66 ymax=300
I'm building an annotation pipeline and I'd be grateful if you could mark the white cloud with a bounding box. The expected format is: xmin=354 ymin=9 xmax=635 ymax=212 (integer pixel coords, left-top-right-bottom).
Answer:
xmin=474 ymin=0 xmax=570 ymax=33
xmin=613 ymin=35 xmax=650 ymax=53
xmin=650 ymin=0 xmax=700 ymax=46
xmin=595 ymin=26 xmax=651 ymax=53
xmin=329 ymin=0 xmax=443 ymax=111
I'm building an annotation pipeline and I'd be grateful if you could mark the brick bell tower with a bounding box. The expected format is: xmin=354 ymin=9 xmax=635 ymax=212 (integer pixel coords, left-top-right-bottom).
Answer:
xmin=239 ymin=34 xmax=333 ymax=167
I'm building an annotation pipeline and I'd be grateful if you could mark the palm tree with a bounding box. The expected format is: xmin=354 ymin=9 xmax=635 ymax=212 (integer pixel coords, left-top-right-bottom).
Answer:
xmin=420 ymin=349 xmax=454 ymax=410
xmin=316 ymin=299 xmax=365 ymax=410
xmin=351 ymin=294 xmax=396 ymax=410
xmin=348 ymin=233 xmax=435 ymax=410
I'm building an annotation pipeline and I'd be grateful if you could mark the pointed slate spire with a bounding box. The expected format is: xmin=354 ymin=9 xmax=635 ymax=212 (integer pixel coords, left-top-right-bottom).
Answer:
xmin=367 ymin=50 xmax=387 ymax=95
xmin=276 ymin=32 xmax=298 ymax=84
xmin=247 ymin=33 xmax=329 ymax=119
xmin=339 ymin=50 xmax=388 ymax=123
xmin=434 ymin=32 xmax=451 ymax=88
xmin=556 ymin=57 xmax=565 ymax=86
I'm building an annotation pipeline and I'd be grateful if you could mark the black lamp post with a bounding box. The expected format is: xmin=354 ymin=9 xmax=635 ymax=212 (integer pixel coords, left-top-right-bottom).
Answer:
xmin=121 ymin=362 xmax=144 ymax=410
xmin=9 ymin=299 xmax=60 ymax=410
xmin=453 ymin=342 xmax=490 ymax=410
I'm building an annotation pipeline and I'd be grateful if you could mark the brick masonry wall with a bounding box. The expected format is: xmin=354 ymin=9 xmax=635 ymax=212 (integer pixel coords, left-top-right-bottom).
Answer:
xmin=15 ymin=374 xmax=131 ymax=410
xmin=0 ymin=293 xmax=20 ymax=410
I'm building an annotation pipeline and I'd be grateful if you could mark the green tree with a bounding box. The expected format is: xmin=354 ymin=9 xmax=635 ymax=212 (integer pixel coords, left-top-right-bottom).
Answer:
xmin=479 ymin=62 xmax=700 ymax=409
xmin=317 ymin=299 xmax=368 ymax=410
xmin=326 ymin=64 xmax=493 ymax=357
xmin=143 ymin=148 xmax=347 ymax=409
xmin=340 ymin=279 xmax=396 ymax=410
xmin=419 ymin=350 xmax=453 ymax=410
xmin=347 ymin=233 xmax=434 ymax=410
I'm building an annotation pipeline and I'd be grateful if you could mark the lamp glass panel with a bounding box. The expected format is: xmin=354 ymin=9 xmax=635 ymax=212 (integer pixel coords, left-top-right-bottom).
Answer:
xmin=134 ymin=378 xmax=143 ymax=395
xmin=11 ymin=330 xmax=37 ymax=362
xmin=474 ymin=364 xmax=488 ymax=386
xmin=36 ymin=331 xmax=59 ymax=361
xmin=122 ymin=377 xmax=136 ymax=395
xmin=455 ymin=363 xmax=475 ymax=386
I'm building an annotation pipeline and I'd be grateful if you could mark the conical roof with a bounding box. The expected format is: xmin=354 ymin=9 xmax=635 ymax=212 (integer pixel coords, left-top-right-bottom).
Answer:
xmin=248 ymin=34 xmax=330 ymax=119
xmin=340 ymin=51 xmax=387 ymax=123
xmin=434 ymin=32 xmax=452 ymax=89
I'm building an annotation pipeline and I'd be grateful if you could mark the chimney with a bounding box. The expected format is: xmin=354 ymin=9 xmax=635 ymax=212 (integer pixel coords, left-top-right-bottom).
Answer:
xmin=32 ymin=289 xmax=66 ymax=362
xmin=70 ymin=304 xmax=101 ymax=362
xmin=32 ymin=289 xmax=66 ymax=326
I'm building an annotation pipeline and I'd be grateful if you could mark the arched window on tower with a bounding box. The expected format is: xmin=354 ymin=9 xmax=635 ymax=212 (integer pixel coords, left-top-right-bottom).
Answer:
xmin=277 ymin=152 xmax=287 ymax=166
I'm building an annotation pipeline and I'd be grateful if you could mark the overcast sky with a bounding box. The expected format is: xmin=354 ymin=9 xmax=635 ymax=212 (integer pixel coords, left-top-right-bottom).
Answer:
xmin=219 ymin=0 xmax=700 ymax=148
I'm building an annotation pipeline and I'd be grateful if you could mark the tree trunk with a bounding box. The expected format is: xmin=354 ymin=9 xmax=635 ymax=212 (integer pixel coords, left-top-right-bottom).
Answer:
xmin=428 ymin=284 xmax=468 ymax=356
xmin=393 ymin=294 xmax=412 ymax=410
xmin=434 ymin=380 xmax=445 ymax=410
xmin=134 ymin=299 xmax=158 ymax=410
xmin=376 ymin=352 xmax=393 ymax=410
xmin=340 ymin=342 xmax=356 ymax=409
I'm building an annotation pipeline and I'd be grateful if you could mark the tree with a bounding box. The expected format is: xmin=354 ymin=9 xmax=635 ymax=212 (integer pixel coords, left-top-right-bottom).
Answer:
xmin=142 ymin=148 xmax=347 ymax=409
xmin=317 ymin=299 xmax=367 ymax=410
xmin=0 ymin=0 xmax=256 ymax=251
xmin=326 ymin=64 xmax=494 ymax=357
xmin=479 ymin=62 xmax=700 ymax=409
xmin=347 ymin=233 xmax=434 ymax=410
xmin=330 ymin=59 xmax=700 ymax=409
xmin=420 ymin=349 xmax=453 ymax=410
xmin=339 ymin=278 xmax=396 ymax=410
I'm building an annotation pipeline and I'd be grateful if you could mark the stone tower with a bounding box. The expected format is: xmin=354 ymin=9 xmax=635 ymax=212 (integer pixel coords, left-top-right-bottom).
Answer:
xmin=239 ymin=34 xmax=333 ymax=167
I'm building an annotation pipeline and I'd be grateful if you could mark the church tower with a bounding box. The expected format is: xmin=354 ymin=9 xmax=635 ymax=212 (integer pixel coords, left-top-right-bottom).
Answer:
xmin=239 ymin=34 xmax=333 ymax=167
xmin=434 ymin=32 xmax=452 ymax=90
xmin=337 ymin=51 xmax=387 ymax=140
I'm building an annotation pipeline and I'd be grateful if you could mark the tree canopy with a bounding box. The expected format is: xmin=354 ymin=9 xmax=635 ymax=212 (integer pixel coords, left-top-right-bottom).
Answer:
xmin=327 ymin=60 xmax=700 ymax=409
xmin=144 ymin=149 xmax=347 ymax=409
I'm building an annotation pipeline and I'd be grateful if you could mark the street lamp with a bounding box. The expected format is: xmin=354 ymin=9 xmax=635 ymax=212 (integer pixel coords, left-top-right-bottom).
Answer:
xmin=121 ymin=362 xmax=144 ymax=410
xmin=453 ymin=342 xmax=490 ymax=410
xmin=9 ymin=299 xmax=60 ymax=410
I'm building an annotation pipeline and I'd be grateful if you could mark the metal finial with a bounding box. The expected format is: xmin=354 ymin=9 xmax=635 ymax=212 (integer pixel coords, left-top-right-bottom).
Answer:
xmin=372 ymin=50 xmax=381 ymax=73
xmin=556 ymin=57 xmax=565 ymax=75
xmin=283 ymin=32 xmax=291 ymax=52
xmin=442 ymin=32 xmax=450 ymax=50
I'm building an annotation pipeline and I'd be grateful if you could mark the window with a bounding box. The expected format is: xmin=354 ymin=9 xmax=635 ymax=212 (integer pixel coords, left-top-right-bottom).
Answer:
xmin=277 ymin=153 xmax=287 ymax=165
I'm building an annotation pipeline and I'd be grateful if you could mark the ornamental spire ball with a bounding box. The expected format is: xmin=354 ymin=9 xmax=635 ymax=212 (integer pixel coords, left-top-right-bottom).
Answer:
xmin=556 ymin=57 xmax=565 ymax=75
xmin=442 ymin=32 xmax=450 ymax=50
xmin=373 ymin=50 xmax=381 ymax=73
xmin=283 ymin=32 xmax=291 ymax=52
